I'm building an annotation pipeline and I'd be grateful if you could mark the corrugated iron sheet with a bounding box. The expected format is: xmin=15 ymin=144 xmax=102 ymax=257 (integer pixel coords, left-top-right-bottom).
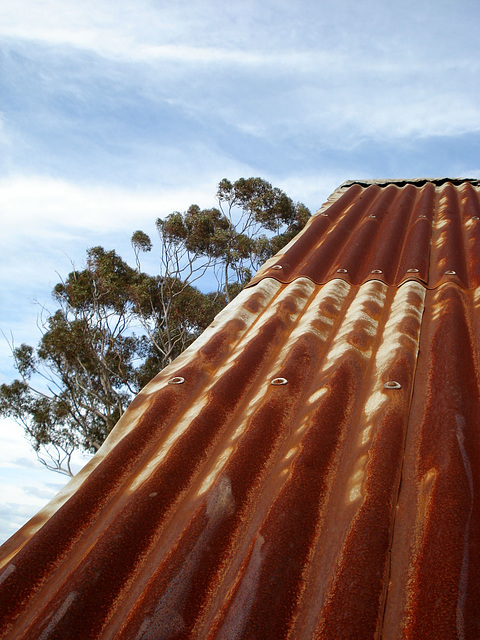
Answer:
xmin=250 ymin=179 xmax=480 ymax=290
xmin=1 ymin=178 xmax=479 ymax=639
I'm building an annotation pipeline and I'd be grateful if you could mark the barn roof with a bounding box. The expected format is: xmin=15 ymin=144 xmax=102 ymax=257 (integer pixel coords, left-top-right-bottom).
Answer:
xmin=1 ymin=178 xmax=480 ymax=639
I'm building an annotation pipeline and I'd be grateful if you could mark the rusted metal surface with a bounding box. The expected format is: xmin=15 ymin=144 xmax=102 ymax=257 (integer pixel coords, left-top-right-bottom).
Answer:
xmin=250 ymin=179 xmax=480 ymax=291
xmin=383 ymin=283 xmax=480 ymax=639
xmin=1 ymin=178 xmax=479 ymax=639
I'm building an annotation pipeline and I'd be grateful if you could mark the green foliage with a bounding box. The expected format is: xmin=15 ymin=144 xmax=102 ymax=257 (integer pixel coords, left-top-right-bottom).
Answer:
xmin=0 ymin=177 xmax=310 ymax=476
xmin=131 ymin=230 xmax=152 ymax=270
xmin=131 ymin=230 xmax=152 ymax=253
xmin=158 ymin=177 xmax=311 ymax=299
xmin=216 ymin=177 xmax=296 ymax=231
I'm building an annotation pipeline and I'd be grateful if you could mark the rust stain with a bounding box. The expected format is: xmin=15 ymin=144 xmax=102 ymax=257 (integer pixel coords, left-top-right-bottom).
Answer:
xmin=251 ymin=178 xmax=480 ymax=290
xmin=384 ymin=284 xmax=480 ymax=640
xmin=1 ymin=178 xmax=480 ymax=639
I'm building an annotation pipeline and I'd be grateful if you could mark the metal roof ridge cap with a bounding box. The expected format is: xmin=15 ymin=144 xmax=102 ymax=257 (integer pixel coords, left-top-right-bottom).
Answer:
xmin=338 ymin=177 xmax=480 ymax=188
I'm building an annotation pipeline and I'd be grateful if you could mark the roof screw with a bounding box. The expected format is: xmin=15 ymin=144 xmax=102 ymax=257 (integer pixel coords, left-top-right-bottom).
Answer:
xmin=337 ymin=268 xmax=348 ymax=273
xmin=419 ymin=214 xmax=427 ymax=218
xmin=271 ymin=265 xmax=283 ymax=270
xmin=445 ymin=270 xmax=456 ymax=275
xmin=369 ymin=214 xmax=377 ymax=218
xmin=320 ymin=213 xmax=329 ymax=217
xmin=371 ymin=269 xmax=383 ymax=274
xmin=271 ymin=377 xmax=288 ymax=386
xmin=384 ymin=381 xmax=401 ymax=389
xmin=407 ymin=268 xmax=419 ymax=273
xmin=168 ymin=376 xmax=185 ymax=385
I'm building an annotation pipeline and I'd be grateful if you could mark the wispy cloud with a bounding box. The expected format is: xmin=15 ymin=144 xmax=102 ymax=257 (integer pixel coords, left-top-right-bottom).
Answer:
xmin=2 ymin=0 xmax=479 ymax=167
xmin=0 ymin=175 xmax=214 ymax=236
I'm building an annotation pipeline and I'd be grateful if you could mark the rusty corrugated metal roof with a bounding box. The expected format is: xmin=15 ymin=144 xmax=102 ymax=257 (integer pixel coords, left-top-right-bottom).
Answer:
xmin=1 ymin=178 xmax=480 ymax=639
xmin=250 ymin=178 xmax=480 ymax=290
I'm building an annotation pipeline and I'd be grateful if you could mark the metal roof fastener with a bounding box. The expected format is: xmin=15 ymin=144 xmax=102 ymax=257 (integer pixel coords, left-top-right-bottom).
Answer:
xmin=384 ymin=381 xmax=402 ymax=389
xmin=407 ymin=268 xmax=419 ymax=273
xmin=371 ymin=269 xmax=383 ymax=274
xmin=271 ymin=377 xmax=288 ymax=386
xmin=271 ymin=265 xmax=283 ymax=270
xmin=320 ymin=213 xmax=329 ymax=217
xmin=419 ymin=214 xmax=427 ymax=218
xmin=445 ymin=270 xmax=456 ymax=275
xmin=337 ymin=268 xmax=348 ymax=273
xmin=168 ymin=377 xmax=185 ymax=385
xmin=369 ymin=215 xmax=377 ymax=218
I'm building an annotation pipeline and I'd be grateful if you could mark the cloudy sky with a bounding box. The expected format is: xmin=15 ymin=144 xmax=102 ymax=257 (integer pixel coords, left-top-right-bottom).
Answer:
xmin=0 ymin=0 xmax=479 ymax=543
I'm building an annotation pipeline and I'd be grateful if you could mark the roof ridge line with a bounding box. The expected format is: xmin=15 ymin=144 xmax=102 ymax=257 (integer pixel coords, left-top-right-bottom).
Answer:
xmin=339 ymin=177 xmax=480 ymax=188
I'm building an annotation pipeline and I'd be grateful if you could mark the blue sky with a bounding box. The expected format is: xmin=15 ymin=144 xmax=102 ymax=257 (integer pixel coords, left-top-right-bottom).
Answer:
xmin=0 ymin=0 xmax=479 ymax=543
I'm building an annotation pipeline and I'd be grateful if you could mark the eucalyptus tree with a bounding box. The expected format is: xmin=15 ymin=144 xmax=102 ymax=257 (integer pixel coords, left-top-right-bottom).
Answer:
xmin=0 ymin=178 xmax=310 ymax=475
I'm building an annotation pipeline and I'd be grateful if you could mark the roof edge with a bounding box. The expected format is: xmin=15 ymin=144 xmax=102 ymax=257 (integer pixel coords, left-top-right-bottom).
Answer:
xmin=339 ymin=177 xmax=480 ymax=188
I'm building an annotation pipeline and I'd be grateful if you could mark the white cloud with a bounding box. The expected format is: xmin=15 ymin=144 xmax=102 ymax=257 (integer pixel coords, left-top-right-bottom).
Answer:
xmin=2 ymin=0 xmax=478 ymax=80
xmin=1 ymin=0 xmax=479 ymax=180
xmin=304 ymin=89 xmax=480 ymax=143
xmin=0 ymin=175 xmax=215 ymax=238
xmin=0 ymin=0 xmax=142 ymax=57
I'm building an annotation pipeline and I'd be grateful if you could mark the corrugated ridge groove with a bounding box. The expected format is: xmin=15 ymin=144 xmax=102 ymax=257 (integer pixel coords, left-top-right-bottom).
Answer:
xmin=395 ymin=182 xmax=435 ymax=284
xmin=113 ymin=279 xmax=357 ymax=639
xmin=292 ymin=184 xmax=385 ymax=285
xmin=329 ymin=184 xmax=399 ymax=282
xmin=378 ymin=277 xmax=428 ymax=637
xmin=291 ymin=282 xmax=425 ymax=639
xmin=248 ymin=181 xmax=480 ymax=290
xmin=13 ymin=280 xmax=330 ymax=639
xmin=262 ymin=184 xmax=381 ymax=284
xmin=0 ymin=279 xmax=289 ymax=636
xmin=101 ymin=279 xmax=328 ymax=638
xmin=99 ymin=279 xmax=425 ymax=640
xmin=430 ymin=182 xmax=469 ymax=288
xmin=248 ymin=184 xmax=364 ymax=283
xmin=460 ymin=182 xmax=480 ymax=288
xmin=365 ymin=184 xmax=418 ymax=283
xmin=382 ymin=283 xmax=480 ymax=639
